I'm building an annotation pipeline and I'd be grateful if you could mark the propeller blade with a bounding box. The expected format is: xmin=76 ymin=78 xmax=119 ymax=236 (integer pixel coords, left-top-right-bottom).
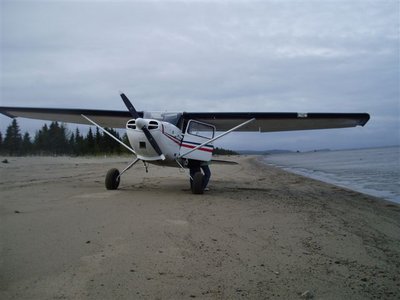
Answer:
xmin=120 ymin=93 xmax=140 ymax=119
xmin=141 ymin=126 xmax=164 ymax=158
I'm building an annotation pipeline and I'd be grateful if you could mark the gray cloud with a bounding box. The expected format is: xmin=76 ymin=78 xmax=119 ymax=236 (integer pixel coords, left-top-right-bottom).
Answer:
xmin=1 ymin=0 xmax=398 ymax=150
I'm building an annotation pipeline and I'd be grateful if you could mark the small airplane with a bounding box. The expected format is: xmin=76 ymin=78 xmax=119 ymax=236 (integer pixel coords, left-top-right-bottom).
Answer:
xmin=0 ymin=93 xmax=370 ymax=194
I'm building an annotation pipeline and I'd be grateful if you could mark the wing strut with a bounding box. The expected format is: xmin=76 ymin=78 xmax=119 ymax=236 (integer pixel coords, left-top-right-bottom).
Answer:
xmin=178 ymin=118 xmax=255 ymax=159
xmin=81 ymin=114 xmax=136 ymax=155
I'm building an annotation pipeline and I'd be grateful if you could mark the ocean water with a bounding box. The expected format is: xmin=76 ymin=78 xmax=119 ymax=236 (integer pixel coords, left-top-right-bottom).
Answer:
xmin=263 ymin=146 xmax=400 ymax=204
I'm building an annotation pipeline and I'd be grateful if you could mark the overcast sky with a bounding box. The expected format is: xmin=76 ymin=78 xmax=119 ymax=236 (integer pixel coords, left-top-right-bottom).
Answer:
xmin=1 ymin=0 xmax=399 ymax=151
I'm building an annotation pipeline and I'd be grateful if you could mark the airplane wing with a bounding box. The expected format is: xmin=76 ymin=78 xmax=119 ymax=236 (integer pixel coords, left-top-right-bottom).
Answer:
xmin=0 ymin=106 xmax=369 ymax=132
xmin=0 ymin=107 xmax=138 ymax=128
xmin=182 ymin=112 xmax=370 ymax=132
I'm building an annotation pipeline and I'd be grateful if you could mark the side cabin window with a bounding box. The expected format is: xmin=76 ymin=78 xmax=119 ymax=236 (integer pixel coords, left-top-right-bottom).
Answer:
xmin=187 ymin=120 xmax=215 ymax=139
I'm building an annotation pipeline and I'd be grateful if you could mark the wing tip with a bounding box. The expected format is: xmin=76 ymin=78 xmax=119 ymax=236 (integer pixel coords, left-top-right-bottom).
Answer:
xmin=360 ymin=113 xmax=370 ymax=127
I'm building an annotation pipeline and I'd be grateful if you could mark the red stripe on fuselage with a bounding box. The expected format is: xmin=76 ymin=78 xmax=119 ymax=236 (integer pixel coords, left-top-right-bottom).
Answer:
xmin=180 ymin=143 xmax=214 ymax=153
xmin=163 ymin=132 xmax=181 ymax=145
xmin=162 ymin=132 xmax=213 ymax=153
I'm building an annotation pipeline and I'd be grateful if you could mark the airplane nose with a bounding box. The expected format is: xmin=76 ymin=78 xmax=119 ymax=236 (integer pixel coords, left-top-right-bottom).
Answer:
xmin=135 ymin=118 xmax=146 ymax=129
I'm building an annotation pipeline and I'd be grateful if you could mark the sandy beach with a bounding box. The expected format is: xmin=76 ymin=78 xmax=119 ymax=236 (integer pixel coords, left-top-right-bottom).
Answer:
xmin=1 ymin=155 xmax=399 ymax=299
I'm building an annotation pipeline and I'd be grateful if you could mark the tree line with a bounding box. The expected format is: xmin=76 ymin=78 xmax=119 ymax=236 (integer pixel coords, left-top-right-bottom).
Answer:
xmin=213 ymin=147 xmax=238 ymax=155
xmin=0 ymin=119 xmax=238 ymax=156
xmin=0 ymin=119 xmax=129 ymax=156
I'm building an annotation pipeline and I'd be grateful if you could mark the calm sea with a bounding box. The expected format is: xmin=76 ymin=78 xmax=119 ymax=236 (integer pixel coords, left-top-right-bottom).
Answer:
xmin=263 ymin=146 xmax=400 ymax=204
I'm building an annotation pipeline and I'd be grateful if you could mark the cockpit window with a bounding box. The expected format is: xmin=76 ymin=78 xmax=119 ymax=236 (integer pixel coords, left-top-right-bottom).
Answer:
xmin=143 ymin=112 xmax=182 ymax=126
xmin=187 ymin=120 xmax=215 ymax=139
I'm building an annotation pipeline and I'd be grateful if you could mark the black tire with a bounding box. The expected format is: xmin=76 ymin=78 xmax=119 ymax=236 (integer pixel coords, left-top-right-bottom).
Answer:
xmin=191 ymin=172 xmax=204 ymax=194
xmin=105 ymin=168 xmax=120 ymax=190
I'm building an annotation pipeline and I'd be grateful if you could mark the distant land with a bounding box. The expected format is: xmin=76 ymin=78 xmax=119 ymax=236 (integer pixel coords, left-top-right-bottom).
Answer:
xmin=237 ymin=149 xmax=294 ymax=155
xmin=237 ymin=149 xmax=332 ymax=155
xmin=250 ymin=145 xmax=400 ymax=155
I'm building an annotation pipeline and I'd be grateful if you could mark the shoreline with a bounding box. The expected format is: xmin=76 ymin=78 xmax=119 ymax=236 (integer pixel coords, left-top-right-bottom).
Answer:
xmin=261 ymin=147 xmax=400 ymax=204
xmin=262 ymin=160 xmax=400 ymax=205
xmin=1 ymin=156 xmax=399 ymax=299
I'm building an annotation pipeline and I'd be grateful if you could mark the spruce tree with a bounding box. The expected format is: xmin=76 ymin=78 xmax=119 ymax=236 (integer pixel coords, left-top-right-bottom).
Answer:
xmin=4 ymin=119 xmax=22 ymax=155
xmin=59 ymin=123 xmax=69 ymax=154
xmin=33 ymin=123 xmax=51 ymax=155
xmin=34 ymin=129 xmax=42 ymax=155
xmin=68 ymin=133 xmax=75 ymax=155
xmin=47 ymin=122 xmax=68 ymax=155
xmin=75 ymin=128 xmax=84 ymax=155
xmin=42 ymin=124 xmax=50 ymax=153
xmin=95 ymin=127 xmax=102 ymax=154
xmin=86 ymin=127 xmax=95 ymax=155
xmin=21 ymin=132 xmax=32 ymax=155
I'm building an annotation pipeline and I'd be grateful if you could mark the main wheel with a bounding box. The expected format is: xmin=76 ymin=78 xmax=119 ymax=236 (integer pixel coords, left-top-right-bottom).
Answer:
xmin=105 ymin=168 xmax=120 ymax=190
xmin=191 ymin=172 xmax=204 ymax=194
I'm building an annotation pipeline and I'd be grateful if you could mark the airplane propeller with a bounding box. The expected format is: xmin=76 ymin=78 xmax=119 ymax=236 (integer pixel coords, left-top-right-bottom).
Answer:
xmin=141 ymin=125 xmax=164 ymax=157
xmin=121 ymin=93 xmax=140 ymax=119
xmin=120 ymin=93 xmax=165 ymax=159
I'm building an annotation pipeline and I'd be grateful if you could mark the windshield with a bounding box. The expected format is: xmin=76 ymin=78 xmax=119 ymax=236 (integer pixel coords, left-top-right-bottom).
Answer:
xmin=143 ymin=111 xmax=182 ymax=126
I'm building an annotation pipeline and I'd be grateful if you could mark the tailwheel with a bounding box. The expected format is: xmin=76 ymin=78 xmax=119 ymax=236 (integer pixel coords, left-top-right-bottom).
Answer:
xmin=105 ymin=168 xmax=120 ymax=190
xmin=191 ymin=172 xmax=205 ymax=194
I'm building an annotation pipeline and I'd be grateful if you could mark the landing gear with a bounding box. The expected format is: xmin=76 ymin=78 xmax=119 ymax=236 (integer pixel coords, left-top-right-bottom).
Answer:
xmin=105 ymin=158 xmax=140 ymax=190
xmin=105 ymin=168 xmax=120 ymax=190
xmin=191 ymin=172 xmax=205 ymax=194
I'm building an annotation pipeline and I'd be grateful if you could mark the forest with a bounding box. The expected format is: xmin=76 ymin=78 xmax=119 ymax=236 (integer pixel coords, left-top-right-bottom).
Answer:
xmin=0 ymin=119 xmax=237 ymax=156
xmin=0 ymin=119 xmax=129 ymax=156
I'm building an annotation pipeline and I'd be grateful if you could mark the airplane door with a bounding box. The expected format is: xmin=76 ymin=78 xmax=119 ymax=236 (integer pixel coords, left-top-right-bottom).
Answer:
xmin=179 ymin=120 xmax=215 ymax=161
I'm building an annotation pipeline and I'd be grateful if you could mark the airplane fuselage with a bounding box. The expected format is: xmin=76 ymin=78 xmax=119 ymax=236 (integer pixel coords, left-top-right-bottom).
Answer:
xmin=126 ymin=118 xmax=182 ymax=161
xmin=125 ymin=117 xmax=215 ymax=166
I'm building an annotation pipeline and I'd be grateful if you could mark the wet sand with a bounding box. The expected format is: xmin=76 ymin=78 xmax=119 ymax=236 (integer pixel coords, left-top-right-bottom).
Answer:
xmin=1 ymin=156 xmax=399 ymax=299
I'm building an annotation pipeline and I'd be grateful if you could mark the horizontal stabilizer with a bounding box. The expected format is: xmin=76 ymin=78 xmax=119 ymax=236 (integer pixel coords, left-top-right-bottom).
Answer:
xmin=211 ymin=159 xmax=239 ymax=165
